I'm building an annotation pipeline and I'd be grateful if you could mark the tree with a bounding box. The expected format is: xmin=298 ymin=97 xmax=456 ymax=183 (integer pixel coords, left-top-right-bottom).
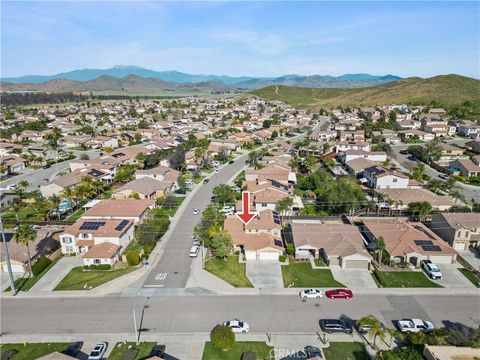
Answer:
xmin=427 ymin=179 xmax=445 ymax=194
xmin=168 ymin=147 xmax=186 ymax=171
xmin=450 ymin=189 xmax=466 ymax=205
xmin=446 ymin=176 xmax=457 ymax=191
xmin=271 ymin=130 xmax=278 ymax=139
xmin=276 ymin=197 xmax=293 ymax=216
xmin=213 ymin=185 xmax=235 ymax=206
xmin=194 ymin=147 xmax=206 ymax=167
xmin=357 ymin=315 xmax=385 ymax=347
xmin=128 ymin=192 xmax=140 ymax=199
xmin=411 ymin=163 xmax=426 ymax=182
xmin=135 ymin=152 xmax=147 ymax=169
xmin=79 ymin=153 xmax=90 ymax=160
xmin=210 ymin=231 xmax=233 ymax=259
xmin=114 ymin=165 xmax=136 ymax=183
xmin=321 ymin=157 xmax=335 ymax=169
xmin=409 ymin=201 xmax=433 ymax=221
xmin=14 ymin=224 xmax=37 ymax=276
xmin=211 ymin=325 xmax=235 ymax=351
xmin=423 ymin=137 xmax=443 ymax=164
xmin=193 ymin=205 xmax=223 ymax=247
xmin=248 ymin=151 xmax=260 ymax=170
xmin=304 ymin=155 xmax=317 ymax=173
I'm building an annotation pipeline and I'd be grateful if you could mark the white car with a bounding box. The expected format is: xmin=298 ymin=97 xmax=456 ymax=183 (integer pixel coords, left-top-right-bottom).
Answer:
xmin=223 ymin=320 xmax=250 ymax=333
xmin=420 ymin=260 xmax=443 ymax=280
xmin=185 ymin=179 xmax=194 ymax=186
xmin=192 ymin=208 xmax=200 ymax=215
xmin=189 ymin=245 xmax=200 ymax=257
xmin=215 ymin=168 xmax=220 ymax=173
xmin=299 ymin=289 xmax=324 ymax=299
xmin=87 ymin=342 xmax=108 ymax=360
xmin=397 ymin=319 xmax=434 ymax=333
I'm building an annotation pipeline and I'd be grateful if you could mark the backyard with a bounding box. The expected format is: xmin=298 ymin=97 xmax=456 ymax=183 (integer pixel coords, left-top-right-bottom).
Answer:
xmin=372 ymin=270 xmax=443 ymax=288
xmin=54 ymin=266 xmax=137 ymax=291
xmin=204 ymin=255 xmax=253 ymax=288
xmin=202 ymin=341 xmax=273 ymax=360
xmin=282 ymin=262 xmax=345 ymax=288
xmin=323 ymin=342 xmax=369 ymax=360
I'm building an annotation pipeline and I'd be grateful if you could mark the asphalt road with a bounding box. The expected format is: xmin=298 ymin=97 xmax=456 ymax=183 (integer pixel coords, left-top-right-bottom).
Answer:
xmin=2 ymin=295 xmax=478 ymax=335
xmin=390 ymin=144 xmax=480 ymax=202
xmin=143 ymin=153 xmax=250 ymax=288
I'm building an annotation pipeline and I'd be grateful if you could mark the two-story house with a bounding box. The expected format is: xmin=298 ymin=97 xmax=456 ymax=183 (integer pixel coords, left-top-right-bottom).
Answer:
xmin=364 ymin=166 xmax=410 ymax=189
xmin=430 ymin=213 xmax=480 ymax=251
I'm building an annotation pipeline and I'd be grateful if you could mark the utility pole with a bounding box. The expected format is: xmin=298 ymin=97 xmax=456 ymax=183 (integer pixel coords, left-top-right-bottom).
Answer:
xmin=0 ymin=216 xmax=16 ymax=294
xmin=132 ymin=302 xmax=138 ymax=343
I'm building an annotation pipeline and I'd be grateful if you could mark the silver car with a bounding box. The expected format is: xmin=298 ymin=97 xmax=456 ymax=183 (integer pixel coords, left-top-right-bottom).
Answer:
xmin=88 ymin=342 xmax=107 ymax=360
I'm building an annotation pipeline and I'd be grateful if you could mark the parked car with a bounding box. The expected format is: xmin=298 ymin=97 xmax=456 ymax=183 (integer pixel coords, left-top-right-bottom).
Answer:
xmin=299 ymin=289 xmax=323 ymax=299
xmin=397 ymin=319 xmax=434 ymax=333
xmin=399 ymin=149 xmax=409 ymax=155
xmin=192 ymin=208 xmax=200 ymax=215
xmin=319 ymin=319 xmax=353 ymax=334
xmin=438 ymin=173 xmax=449 ymax=180
xmin=189 ymin=245 xmax=200 ymax=257
xmin=223 ymin=320 xmax=250 ymax=333
xmin=228 ymin=160 xmax=235 ymax=164
xmin=304 ymin=345 xmax=323 ymax=359
xmin=407 ymin=155 xmax=417 ymax=161
xmin=420 ymin=260 xmax=443 ymax=280
xmin=148 ymin=344 xmax=166 ymax=358
xmin=215 ymin=168 xmax=220 ymax=173
xmin=192 ymin=238 xmax=201 ymax=246
xmin=325 ymin=289 xmax=353 ymax=299
xmin=87 ymin=342 xmax=107 ymax=360
xmin=63 ymin=341 xmax=83 ymax=357
xmin=203 ymin=179 xmax=210 ymax=184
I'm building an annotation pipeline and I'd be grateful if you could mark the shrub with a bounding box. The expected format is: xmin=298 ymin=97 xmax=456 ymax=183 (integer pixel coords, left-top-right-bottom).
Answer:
xmin=126 ymin=251 xmax=141 ymax=266
xmin=407 ymin=331 xmax=426 ymax=345
xmin=377 ymin=347 xmax=423 ymax=360
xmin=0 ymin=349 xmax=18 ymax=360
xmin=32 ymin=255 xmax=52 ymax=276
xmin=279 ymin=255 xmax=286 ymax=263
xmin=286 ymin=243 xmax=295 ymax=255
xmin=211 ymin=325 xmax=235 ymax=351
xmin=142 ymin=242 xmax=156 ymax=255
xmin=89 ymin=264 xmax=111 ymax=270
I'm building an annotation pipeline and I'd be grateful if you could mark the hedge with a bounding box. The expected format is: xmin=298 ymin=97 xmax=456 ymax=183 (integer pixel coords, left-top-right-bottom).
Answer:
xmin=32 ymin=255 xmax=52 ymax=276
xmin=89 ymin=264 xmax=111 ymax=270
xmin=126 ymin=251 xmax=140 ymax=266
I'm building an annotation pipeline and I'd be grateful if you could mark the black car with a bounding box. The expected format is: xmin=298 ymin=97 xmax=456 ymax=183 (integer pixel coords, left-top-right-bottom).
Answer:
xmin=63 ymin=341 xmax=83 ymax=356
xmin=319 ymin=319 xmax=353 ymax=334
xmin=399 ymin=149 xmax=409 ymax=155
xmin=149 ymin=344 xmax=166 ymax=358
xmin=304 ymin=345 xmax=323 ymax=359
xmin=203 ymin=179 xmax=210 ymax=184
xmin=228 ymin=160 xmax=235 ymax=164
xmin=407 ymin=155 xmax=417 ymax=161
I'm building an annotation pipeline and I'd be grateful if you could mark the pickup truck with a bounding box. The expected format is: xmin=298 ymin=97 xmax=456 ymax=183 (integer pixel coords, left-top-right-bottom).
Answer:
xmin=397 ymin=318 xmax=434 ymax=333
xmin=420 ymin=259 xmax=443 ymax=280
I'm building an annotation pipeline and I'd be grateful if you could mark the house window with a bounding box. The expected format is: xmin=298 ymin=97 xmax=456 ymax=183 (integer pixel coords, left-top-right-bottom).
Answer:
xmin=63 ymin=237 xmax=72 ymax=244
xmin=393 ymin=178 xmax=398 ymax=183
xmin=94 ymin=259 xmax=101 ymax=265
xmin=82 ymin=234 xmax=89 ymax=239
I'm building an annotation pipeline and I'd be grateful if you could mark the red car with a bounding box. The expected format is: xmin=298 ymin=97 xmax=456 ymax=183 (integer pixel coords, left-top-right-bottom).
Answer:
xmin=325 ymin=289 xmax=353 ymax=299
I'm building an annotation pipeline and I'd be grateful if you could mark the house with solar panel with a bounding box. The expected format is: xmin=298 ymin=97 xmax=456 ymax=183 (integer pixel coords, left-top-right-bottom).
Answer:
xmin=59 ymin=218 xmax=134 ymax=266
xmin=361 ymin=219 xmax=457 ymax=265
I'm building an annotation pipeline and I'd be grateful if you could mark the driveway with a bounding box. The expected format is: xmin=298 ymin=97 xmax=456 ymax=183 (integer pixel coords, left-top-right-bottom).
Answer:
xmin=29 ymin=255 xmax=83 ymax=293
xmin=246 ymin=260 xmax=284 ymax=288
xmin=330 ymin=266 xmax=378 ymax=289
xmin=435 ymin=264 xmax=477 ymax=289
xmin=458 ymin=249 xmax=480 ymax=270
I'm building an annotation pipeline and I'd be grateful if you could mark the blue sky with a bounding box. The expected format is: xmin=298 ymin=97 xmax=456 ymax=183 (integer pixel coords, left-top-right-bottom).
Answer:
xmin=1 ymin=1 xmax=479 ymax=78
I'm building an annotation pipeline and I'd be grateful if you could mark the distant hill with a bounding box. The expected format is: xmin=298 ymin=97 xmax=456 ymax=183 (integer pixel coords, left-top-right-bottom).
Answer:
xmin=1 ymin=65 xmax=401 ymax=89
xmin=250 ymin=75 xmax=480 ymax=109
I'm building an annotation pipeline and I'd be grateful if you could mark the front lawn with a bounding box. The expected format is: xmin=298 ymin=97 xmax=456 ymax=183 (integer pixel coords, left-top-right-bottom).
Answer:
xmin=66 ymin=208 xmax=84 ymax=221
xmin=205 ymin=256 xmax=253 ymax=288
xmin=53 ymin=266 xmax=136 ymax=291
xmin=323 ymin=342 xmax=369 ymax=360
xmin=202 ymin=341 xmax=274 ymax=360
xmin=372 ymin=270 xmax=442 ymax=288
xmin=459 ymin=268 xmax=480 ymax=288
xmin=160 ymin=196 xmax=186 ymax=216
xmin=282 ymin=262 xmax=345 ymax=288
xmin=0 ymin=343 xmax=70 ymax=360
xmin=5 ymin=256 xmax=62 ymax=292
xmin=107 ymin=342 xmax=156 ymax=360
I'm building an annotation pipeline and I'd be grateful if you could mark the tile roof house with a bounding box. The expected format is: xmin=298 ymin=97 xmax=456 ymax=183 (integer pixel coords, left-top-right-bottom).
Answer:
xmin=112 ymin=177 xmax=176 ymax=199
xmin=362 ymin=219 xmax=457 ymax=264
xmin=430 ymin=213 xmax=480 ymax=251
xmin=81 ymin=199 xmax=156 ymax=224
xmin=291 ymin=221 xmax=372 ymax=269
xmin=449 ymin=157 xmax=480 ymax=177
xmin=376 ymin=188 xmax=455 ymax=211
xmin=364 ymin=166 xmax=410 ymax=189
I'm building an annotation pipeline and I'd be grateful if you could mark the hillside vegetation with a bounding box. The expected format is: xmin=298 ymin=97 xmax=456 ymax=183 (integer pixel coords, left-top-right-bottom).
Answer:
xmin=251 ymin=75 xmax=480 ymax=110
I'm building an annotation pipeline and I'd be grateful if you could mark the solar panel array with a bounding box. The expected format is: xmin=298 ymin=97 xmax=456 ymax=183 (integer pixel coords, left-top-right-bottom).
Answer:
xmin=413 ymin=225 xmax=436 ymax=239
xmin=414 ymin=240 xmax=433 ymax=246
xmin=79 ymin=221 xmax=106 ymax=230
xmin=422 ymin=245 xmax=442 ymax=252
xmin=114 ymin=220 xmax=129 ymax=231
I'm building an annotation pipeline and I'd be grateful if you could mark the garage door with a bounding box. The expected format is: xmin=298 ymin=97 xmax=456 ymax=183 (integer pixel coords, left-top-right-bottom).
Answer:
xmin=344 ymin=259 xmax=370 ymax=269
xmin=428 ymin=255 xmax=453 ymax=264
xmin=245 ymin=251 xmax=257 ymax=261
xmin=2 ymin=264 xmax=25 ymax=274
xmin=258 ymin=252 xmax=279 ymax=261
xmin=454 ymin=242 xmax=467 ymax=251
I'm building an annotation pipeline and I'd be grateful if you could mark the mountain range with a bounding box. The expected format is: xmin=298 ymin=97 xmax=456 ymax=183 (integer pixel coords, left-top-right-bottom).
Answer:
xmin=1 ymin=65 xmax=402 ymax=91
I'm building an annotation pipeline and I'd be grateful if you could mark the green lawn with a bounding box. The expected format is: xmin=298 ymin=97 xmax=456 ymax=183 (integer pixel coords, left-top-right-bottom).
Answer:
xmin=0 ymin=343 xmax=70 ymax=360
xmin=193 ymin=175 xmax=206 ymax=184
xmin=205 ymin=256 xmax=253 ymax=288
xmin=161 ymin=196 xmax=186 ymax=216
xmin=202 ymin=341 xmax=274 ymax=360
xmin=108 ymin=342 xmax=156 ymax=360
xmin=372 ymin=270 xmax=443 ymax=288
xmin=53 ymin=266 xmax=136 ymax=291
xmin=5 ymin=256 xmax=62 ymax=292
xmin=458 ymin=268 xmax=480 ymax=288
xmin=66 ymin=208 xmax=84 ymax=221
xmin=282 ymin=262 xmax=345 ymax=288
xmin=323 ymin=342 xmax=369 ymax=360
xmin=2 ymin=205 xmax=42 ymax=221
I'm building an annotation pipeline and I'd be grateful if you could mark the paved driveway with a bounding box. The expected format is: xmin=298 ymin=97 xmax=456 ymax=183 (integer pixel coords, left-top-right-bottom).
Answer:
xmin=30 ymin=255 xmax=83 ymax=293
xmin=435 ymin=264 xmax=477 ymax=289
xmin=330 ymin=266 xmax=378 ymax=289
xmin=246 ymin=260 xmax=284 ymax=288
xmin=459 ymin=249 xmax=480 ymax=270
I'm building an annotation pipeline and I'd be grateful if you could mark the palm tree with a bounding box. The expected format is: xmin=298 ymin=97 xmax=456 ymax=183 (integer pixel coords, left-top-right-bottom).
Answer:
xmin=248 ymin=151 xmax=260 ymax=169
xmin=14 ymin=224 xmax=37 ymax=276
xmin=411 ymin=163 xmax=425 ymax=182
xmin=427 ymin=179 xmax=445 ymax=194
xmin=11 ymin=201 xmax=22 ymax=224
xmin=376 ymin=236 xmax=386 ymax=265
xmin=135 ymin=152 xmax=147 ymax=169
xmin=61 ymin=187 xmax=77 ymax=213
xmin=276 ymin=197 xmax=294 ymax=217
xmin=49 ymin=194 xmax=62 ymax=220
xmin=385 ymin=327 xmax=404 ymax=348
xmin=446 ymin=176 xmax=457 ymax=191
xmin=194 ymin=147 xmax=206 ymax=167
xmin=357 ymin=315 xmax=386 ymax=348
xmin=450 ymin=189 xmax=466 ymax=205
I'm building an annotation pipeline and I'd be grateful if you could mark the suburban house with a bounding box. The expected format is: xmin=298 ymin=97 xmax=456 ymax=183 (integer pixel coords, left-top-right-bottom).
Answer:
xmin=457 ymin=121 xmax=480 ymax=138
xmin=310 ymin=130 xmax=337 ymax=141
xmin=362 ymin=219 xmax=457 ymax=264
xmin=245 ymin=164 xmax=297 ymax=186
xmin=448 ymin=156 xmax=480 ymax=177
xmin=364 ymin=166 xmax=409 ymax=189
xmin=112 ymin=177 xmax=176 ymax=199
xmin=223 ymin=209 xmax=284 ymax=260
xmin=207 ymin=143 xmax=231 ymax=156
xmin=338 ymin=150 xmax=387 ymax=164
xmin=59 ymin=218 xmax=134 ymax=266
xmin=430 ymin=213 xmax=480 ymax=251
xmin=438 ymin=142 xmax=465 ymax=158
xmin=209 ymin=139 xmax=240 ymax=151
xmin=40 ymin=172 xmax=88 ymax=198
xmin=135 ymin=166 xmax=180 ymax=183
xmin=399 ymin=130 xmax=435 ymax=141
xmin=335 ymin=140 xmax=371 ymax=153
xmin=84 ymin=136 xmax=119 ymax=149
xmin=291 ymin=220 xmax=372 ymax=269
xmin=81 ymin=199 xmax=156 ymax=224
xmin=376 ymin=188 xmax=455 ymax=211
xmin=0 ymin=154 xmax=26 ymax=175
xmin=345 ymin=157 xmax=379 ymax=177
xmin=465 ymin=140 xmax=480 ymax=154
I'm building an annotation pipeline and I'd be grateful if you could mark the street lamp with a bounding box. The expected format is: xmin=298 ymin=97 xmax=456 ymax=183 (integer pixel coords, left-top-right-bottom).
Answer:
xmin=0 ymin=216 xmax=16 ymax=294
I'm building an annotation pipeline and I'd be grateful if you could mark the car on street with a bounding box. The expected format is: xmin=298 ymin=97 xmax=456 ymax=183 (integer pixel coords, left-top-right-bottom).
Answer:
xmin=228 ymin=160 xmax=235 ymax=164
xmin=438 ymin=173 xmax=449 ymax=180
xmin=325 ymin=288 xmax=353 ymax=299
xmin=299 ymin=289 xmax=323 ymax=299
xmin=407 ymin=155 xmax=417 ymax=161
xmin=148 ymin=344 xmax=166 ymax=358
xmin=189 ymin=245 xmax=200 ymax=257
xmin=63 ymin=341 xmax=83 ymax=357
xmin=87 ymin=342 xmax=107 ymax=360
xmin=420 ymin=260 xmax=443 ymax=280
xmin=399 ymin=149 xmax=409 ymax=155
xmin=397 ymin=318 xmax=434 ymax=333
xmin=319 ymin=319 xmax=353 ymax=334
xmin=215 ymin=168 xmax=220 ymax=173
xmin=203 ymin=179 xmax=209 ymax=184
xmin=192 ymin=238 xmax=201 ymax=246
xmin=304 ymin=345 xmax=323 ymax=359
xmin=192 ymin=208 xmax=200 ymax=215
xmin=223 ymin=320 xmax=250 ymax=333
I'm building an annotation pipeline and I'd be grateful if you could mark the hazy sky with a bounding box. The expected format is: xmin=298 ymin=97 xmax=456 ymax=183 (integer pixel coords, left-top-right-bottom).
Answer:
xmin=2 ymin=1 xmax=479 ymax=78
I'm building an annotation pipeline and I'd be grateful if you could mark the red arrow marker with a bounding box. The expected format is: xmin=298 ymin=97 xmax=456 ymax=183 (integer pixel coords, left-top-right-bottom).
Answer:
xmin=236 ymin=191 xmax=257 ymax=225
